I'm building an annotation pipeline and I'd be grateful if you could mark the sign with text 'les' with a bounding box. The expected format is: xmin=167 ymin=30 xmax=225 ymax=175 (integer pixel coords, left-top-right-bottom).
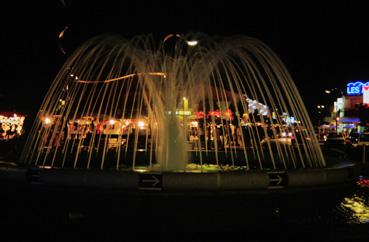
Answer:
xmin=347 ymin=81 xmax=369 ymax=95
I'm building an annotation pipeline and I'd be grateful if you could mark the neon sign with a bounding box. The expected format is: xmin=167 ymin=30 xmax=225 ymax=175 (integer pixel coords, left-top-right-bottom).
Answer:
xmin=364 ymin=86 xmax=369 ymax=104
xmin=347 ymin=81 xmax=369 ymax=95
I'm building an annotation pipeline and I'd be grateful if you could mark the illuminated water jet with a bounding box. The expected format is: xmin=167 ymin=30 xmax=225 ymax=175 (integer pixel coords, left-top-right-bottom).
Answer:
xmin=20 ymin=33 xmax=325 ymax=172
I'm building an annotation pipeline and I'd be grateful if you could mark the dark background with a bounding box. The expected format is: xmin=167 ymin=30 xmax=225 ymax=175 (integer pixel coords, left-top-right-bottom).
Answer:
xmin=1 ymin=3 xmax=369 ymax=240
xmin=2 ymin=1 xmax=369 ymax=121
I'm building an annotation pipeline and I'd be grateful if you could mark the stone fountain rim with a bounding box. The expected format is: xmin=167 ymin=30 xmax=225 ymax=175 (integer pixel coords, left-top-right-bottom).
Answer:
xmin=0 ymin=161 xmax=358 ymax=195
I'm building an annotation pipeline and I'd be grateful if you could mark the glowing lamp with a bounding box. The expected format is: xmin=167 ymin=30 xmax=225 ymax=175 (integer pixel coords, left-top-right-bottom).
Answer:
xmin=186 ymin=40 xmax=198 ymax=46
xmin=137 ymin=121 xmax=145 ymax=129
xmin=44 ymin=117 xmax=52 ymax=125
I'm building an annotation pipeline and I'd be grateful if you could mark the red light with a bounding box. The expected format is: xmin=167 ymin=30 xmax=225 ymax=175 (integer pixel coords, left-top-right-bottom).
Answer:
xmin=357 ymin=177 xmax=369 ymax=187
xmin=194 ymin=111 xmax=204 ymax=119
xmin=207 ymin=110 xmax=221 ymax=118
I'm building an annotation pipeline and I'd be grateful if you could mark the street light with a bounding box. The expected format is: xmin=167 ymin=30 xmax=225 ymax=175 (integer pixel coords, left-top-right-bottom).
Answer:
xmin=317 ymin=105 xmax=325 ymax=123
xmin=324 ymin=88 xmax=344 ymax=96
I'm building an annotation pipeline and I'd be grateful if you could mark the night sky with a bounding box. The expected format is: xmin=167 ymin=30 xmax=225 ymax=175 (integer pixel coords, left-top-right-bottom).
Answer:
xmin=2 ymin=1 xmax=369 ymax=119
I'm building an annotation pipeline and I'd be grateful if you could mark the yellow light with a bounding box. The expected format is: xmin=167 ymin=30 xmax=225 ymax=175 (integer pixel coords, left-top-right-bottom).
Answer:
xmin=134 ymin=168 xmax=149 ymax=173
xmin=137 ymin=121 xmax=145 ymax=129
xmin=39 ymin=165 xmax=52 ymax=169
xmin=45 ymin=118 xmax=51 ymax=124
xmin=176 ymin=110 xmax=191 ymax=116
xmin=109 ymin=119 xmax=115 ymax=125
xmin=186 ymin=40 xmax=198 ymax=46
xmin=341 ymin=196 xmax=369 ymax=223
xmin=58 ymin=26 xmax=68 ymax=39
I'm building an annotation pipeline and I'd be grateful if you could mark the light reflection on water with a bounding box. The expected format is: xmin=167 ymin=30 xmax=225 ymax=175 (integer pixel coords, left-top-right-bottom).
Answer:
xmin=338 ymin=177 xmax=369 ymax=224
xmin=240 ymin=177 xmax=369 ymax=225
xmin=340 ymin=195 xmax=369 ymax=223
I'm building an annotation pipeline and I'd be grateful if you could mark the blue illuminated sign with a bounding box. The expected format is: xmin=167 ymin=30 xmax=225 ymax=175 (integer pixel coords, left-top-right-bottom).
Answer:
xmin=347 ymin=81 xmax=369 ymax=95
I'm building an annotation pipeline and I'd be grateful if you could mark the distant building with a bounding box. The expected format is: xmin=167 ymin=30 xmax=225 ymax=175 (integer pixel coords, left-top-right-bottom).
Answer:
xmin=327 ymin=81 xmax=369 ymax=133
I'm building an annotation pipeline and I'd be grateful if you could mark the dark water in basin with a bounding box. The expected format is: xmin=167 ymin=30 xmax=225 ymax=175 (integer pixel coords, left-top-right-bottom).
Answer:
xmin=1 ymin=138 xmax=369 ymax=241
xmin=1 ymin=178 xmax=369 ymax=241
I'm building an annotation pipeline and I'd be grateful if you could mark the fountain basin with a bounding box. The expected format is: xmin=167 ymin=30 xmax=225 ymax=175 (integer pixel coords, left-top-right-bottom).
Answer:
xmin=0 ymin=161 xmax=358 ymax=195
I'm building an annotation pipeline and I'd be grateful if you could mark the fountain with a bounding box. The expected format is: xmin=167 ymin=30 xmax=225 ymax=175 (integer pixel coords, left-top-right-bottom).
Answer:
xmin=7 ymin=33 xmax=356 ymax=192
